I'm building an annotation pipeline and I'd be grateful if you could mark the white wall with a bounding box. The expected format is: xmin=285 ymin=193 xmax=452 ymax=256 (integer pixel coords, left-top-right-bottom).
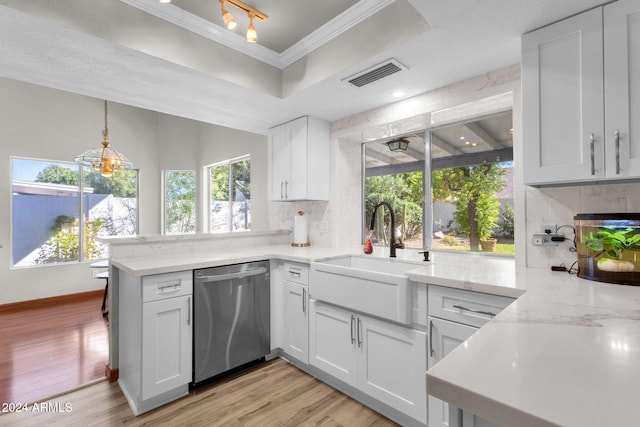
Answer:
xmin=0 ymin=78 xmax=269 ymax=304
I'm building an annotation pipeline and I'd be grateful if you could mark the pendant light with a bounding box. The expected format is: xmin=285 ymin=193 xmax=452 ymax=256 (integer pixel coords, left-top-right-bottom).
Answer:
xmin=246 ymin=12 xmax=257 ymax=43
xmin=75 ymin=100 xmax=133 ymax=177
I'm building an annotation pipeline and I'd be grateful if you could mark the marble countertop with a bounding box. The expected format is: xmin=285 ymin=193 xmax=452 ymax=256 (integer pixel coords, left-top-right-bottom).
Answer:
xmin=110 ymin=245 xmax=640 ymax=427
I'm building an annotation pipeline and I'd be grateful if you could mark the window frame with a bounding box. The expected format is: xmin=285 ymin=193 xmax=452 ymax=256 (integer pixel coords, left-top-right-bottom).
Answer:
xmin=10 ymin=156 xmax=139 ymax=268
xmin=361 ymin=111 xmax=514 ymax=257
xmin=205 ymin=154 xmax=251 ymax=233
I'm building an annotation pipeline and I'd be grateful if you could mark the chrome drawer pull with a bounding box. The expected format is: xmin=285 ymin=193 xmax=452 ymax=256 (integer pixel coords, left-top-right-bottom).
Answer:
xmin=157 ymin=283 xmax=181 ymax=293
xmin=452 ymin=304 xmax=496 ymax=318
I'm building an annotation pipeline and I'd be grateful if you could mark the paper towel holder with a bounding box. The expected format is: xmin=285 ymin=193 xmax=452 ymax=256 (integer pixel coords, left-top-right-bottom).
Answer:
xmin=292 ymin=211 xmax=311 ymax=247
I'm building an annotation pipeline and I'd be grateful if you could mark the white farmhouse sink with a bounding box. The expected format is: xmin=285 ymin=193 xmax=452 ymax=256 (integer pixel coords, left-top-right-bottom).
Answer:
xmin=309 ymin=256 xmax=423 ymax=324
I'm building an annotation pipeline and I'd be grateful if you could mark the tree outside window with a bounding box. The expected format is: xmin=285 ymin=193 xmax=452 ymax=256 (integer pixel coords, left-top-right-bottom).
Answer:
xmin=208 ymin=156 xmax=250 ymax=233
xmin=163 ymin=170 xmax=196 ymax=234
xmin=11 ymin=158 xmax=138 ymax=266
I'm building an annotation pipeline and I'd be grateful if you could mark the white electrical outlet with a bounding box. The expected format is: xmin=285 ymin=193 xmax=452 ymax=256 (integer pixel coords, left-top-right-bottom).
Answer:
xmin=532 ymin=233 xmax=556 ymax=246
xmin=540 ymin=224 xmax=556 ymax=234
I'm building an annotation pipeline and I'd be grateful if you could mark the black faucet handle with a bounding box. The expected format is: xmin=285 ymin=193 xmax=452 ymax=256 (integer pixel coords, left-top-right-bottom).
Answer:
xmin=418 ymin=251 xmax=430 ymax=262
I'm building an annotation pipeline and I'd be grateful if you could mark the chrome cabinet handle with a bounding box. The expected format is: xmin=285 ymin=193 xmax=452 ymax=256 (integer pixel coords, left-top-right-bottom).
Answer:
xmin=350 ymin=315 xmax=355 ymax=344
xmin=280 ymin=181 xmax=284 ymax=199
xmin=288 ymin=269 xmax=301 ymax=277
xmin=452 ymin=304 xmax=496 ymax=318
xmin=284 ymin=180 xmax=289 ymax=199
xmin=429 ymin=320 xmax=434 ymax=357
xmin=302 ymin=288 xmax=306 ymax=313
xmin=187 ymin=297 xmax=191 ymax=326
xmin=157 ymin=282 xmax=181 ymax=293
xmin=590 ymin=133 xmax=595 ymax=176
xmin=357 ymin=317 xmax=362 ymax=347
xmin=615 ymin=130 xmax=620 ymax=175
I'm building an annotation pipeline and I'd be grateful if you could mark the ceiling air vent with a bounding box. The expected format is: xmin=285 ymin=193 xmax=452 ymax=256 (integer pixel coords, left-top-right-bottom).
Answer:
xmin=345 ymin=59 xmax=406 ymax=88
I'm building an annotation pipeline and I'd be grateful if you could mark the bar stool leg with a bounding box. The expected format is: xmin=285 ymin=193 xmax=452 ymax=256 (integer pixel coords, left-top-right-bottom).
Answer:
xmin=102 ymin=277 xmax=109 ymax=317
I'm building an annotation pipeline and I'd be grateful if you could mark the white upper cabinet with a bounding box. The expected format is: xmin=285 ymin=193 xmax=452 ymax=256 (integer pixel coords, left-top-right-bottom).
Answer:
xmin=604 ymin=0 xmax=640 ymax=179
xmin=523 ymin=0 xmax=640 ymax=185
xmin=268 ymin=116 xmax=330 ymax=201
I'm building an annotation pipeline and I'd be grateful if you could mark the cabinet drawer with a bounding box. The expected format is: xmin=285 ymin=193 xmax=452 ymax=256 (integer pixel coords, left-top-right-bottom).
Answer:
xmin=142 ymin=271 xmax=193 ymax=303
xmin=428 ymin=285 xmax=513 ymax=328
xmin=283 ymin=262 xmax=309 ymax=285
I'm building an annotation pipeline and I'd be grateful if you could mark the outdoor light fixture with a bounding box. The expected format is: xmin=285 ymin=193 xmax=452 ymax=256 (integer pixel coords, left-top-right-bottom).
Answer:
xmin=386 ymin=138 xmax=410 ymax=152
xmin=75 ymin=100 xmax=133 ymax=178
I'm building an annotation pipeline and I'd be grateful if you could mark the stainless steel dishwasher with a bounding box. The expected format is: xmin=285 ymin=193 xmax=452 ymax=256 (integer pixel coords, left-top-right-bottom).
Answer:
xmin=193 ymin=260 xmax=270 ymax=384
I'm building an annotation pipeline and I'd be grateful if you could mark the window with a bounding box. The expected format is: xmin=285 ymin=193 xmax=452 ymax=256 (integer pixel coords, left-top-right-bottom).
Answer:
xmin=207 ymin=156 xmax=250 ymax=233
xmin=11 ymin=157 xmax=138 ymax=267
xmin=363 ymin=111 xmax=514 ymax=255
xmin=163 ymin=170 xmax=196 ymax=234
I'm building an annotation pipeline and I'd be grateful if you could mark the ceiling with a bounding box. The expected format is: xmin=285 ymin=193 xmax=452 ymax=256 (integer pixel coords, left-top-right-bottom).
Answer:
xmin=0 ymin=0 xmax=608 ymax=135
xmin=365 ymin=111 xmax=513 ymax=173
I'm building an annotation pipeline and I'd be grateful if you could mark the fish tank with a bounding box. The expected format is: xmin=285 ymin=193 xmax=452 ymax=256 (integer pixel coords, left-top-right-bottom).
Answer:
xmin=574 ymin=213 xmax=640 ymax=286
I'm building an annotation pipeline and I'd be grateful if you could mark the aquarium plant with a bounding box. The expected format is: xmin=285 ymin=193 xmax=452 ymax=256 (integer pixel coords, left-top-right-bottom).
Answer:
xmin=584 ymin=226 xmax=640 ymax=272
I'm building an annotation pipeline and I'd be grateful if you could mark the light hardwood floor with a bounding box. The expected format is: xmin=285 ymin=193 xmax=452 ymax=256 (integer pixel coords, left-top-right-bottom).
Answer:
xmin=0 ymin=358 xmax=398 ymax=427
xmin=1 ymin=292 xmax=397 ymax=426
xmin=0 ymin=290 xmax=109 ymax=405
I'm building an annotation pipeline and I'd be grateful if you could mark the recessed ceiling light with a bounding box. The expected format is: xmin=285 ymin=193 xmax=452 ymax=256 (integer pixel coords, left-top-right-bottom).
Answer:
xmin=460 ymin=136 xmax=465 ymax=140
xmin=392 ymin=91 xmax=405 ymax=98
xmin=471 ymin=142 xmax=477 ymax=147
xmin=465 ymin=141 xmax=470 ymax=145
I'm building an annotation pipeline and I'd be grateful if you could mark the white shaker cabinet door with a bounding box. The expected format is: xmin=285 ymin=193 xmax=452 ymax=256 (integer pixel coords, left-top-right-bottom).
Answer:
xmin=358 ymin=316 xmax=427 ymax=424
xmin=522 ymin=7 xmax=604 ymax=185
xmin=267 ymin=123 xmax=290 ymax=200
xmin=308 ymin=300 xmax=358 ymax=387
xmin=141 ymin=295 xmax=192 ymax=400
xmin=604 ymin=0 xmax=640 ymax=178
xmin=428 ymin=317 xmax=478 ymax=427
xmin=282 ymin=281 xmax=309 ymax=364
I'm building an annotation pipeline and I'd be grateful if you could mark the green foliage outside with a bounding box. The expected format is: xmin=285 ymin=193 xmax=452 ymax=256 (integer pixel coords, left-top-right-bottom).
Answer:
xmin=432 ymin=164 xmax=507 ymax=251
xmin=365 ymin=173 xmax=423 ymax=246
xmin=35 ymin=164 xmax=137 ymax=197
xmin=165 ymin=171 xmax=196 ymax=234
xmin=36 ymin=216 xmax=104 ymax=263
xmin=33 ymin=164 xmax=136 ymax=263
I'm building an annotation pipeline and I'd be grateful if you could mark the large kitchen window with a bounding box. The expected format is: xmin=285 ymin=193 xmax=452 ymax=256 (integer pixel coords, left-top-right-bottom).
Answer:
xmin=163 ymin=170 xmax=196 ymax=234
xmin=11 ymin=157 xmax=138 ymax=267
xmin=207 ymin=155 xmax=250 ymax=233
xmin=364 ymin=110 xmax=514 ymax=255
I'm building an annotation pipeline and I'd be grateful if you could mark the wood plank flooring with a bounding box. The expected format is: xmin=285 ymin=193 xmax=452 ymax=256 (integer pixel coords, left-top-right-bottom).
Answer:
xmin=0 ymin=291 xmax=109 ymax=405
xmin=0 ymin=358 xmax=398 ymax=427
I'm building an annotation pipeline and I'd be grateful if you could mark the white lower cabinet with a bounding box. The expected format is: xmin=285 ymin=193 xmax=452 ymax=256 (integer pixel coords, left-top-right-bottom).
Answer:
xmin=309 ymin=299 xmax=427 ymax=424
xmin=141 ymin=295 xmax=192 ymax=400
xmin=427 ymin=317 xmax=478 ymax=427
xmin=282 ymin=281 xmax=309 ymax=363
xmin=119 ymin=270 xmax=193 ymax=415
xmin=428 ymin=285 xmax=512 ymax=427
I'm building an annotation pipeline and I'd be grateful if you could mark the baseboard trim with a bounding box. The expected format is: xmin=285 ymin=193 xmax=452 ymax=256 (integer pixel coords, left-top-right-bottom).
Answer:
xmin=0 ymin=290 xmax=104 ymax=314
xmin=105 ymin=364 xmax=119 ymax=382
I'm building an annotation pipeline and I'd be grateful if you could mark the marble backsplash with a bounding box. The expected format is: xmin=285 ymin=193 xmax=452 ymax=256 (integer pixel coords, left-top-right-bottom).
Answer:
xmin=525 ymin=182 xmax=640 ymax=269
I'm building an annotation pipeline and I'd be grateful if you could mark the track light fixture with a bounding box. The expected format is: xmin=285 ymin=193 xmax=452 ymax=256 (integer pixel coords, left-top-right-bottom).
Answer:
xmin=160 ymin=0 xmax=267 ymax=43
xmin=219 ymin=0 xmax=267 ymax=42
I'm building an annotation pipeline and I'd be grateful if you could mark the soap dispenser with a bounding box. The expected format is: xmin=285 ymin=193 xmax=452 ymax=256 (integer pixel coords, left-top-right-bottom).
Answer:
xmin=364 ymin=230 xmax=373 ymax=254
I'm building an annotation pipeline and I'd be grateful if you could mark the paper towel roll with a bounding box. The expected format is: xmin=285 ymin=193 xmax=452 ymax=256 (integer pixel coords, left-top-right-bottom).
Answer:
xmin=293 ymin=211 xmax=309 ymax=246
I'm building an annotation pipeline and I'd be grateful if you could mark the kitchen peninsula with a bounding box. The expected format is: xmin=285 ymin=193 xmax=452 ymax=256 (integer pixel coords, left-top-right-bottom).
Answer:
xmin=103 ymin=233 xmax=640 ymax=427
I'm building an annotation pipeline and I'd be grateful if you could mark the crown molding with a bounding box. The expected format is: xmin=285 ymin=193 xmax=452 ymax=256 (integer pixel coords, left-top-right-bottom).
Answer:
xmin=119 ymin=0 xmax=395 ymax=69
